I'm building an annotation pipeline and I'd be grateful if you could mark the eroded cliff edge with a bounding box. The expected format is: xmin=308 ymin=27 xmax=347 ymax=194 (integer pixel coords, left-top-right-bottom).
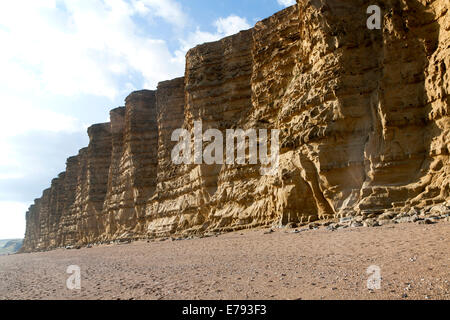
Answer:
xmin=22 ymin=0 xmax=449 ymax=252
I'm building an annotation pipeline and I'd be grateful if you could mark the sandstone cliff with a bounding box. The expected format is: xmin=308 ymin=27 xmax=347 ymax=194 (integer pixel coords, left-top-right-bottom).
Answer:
xmin=22 ymin=0 xmax=449 ymax=252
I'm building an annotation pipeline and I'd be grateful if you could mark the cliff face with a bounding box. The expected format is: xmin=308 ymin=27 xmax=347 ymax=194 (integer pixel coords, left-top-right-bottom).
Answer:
xmin=22 ymin=0 xmax=449 ymax=252
xmin=103 ymin=91 xmax=158 ymax=239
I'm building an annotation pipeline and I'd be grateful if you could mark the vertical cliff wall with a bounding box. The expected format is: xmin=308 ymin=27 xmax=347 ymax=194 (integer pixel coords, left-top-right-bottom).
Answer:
xmin=22 ymin=0 xmax=449 ymax=252
xmin=147 ymin=77 xmax=186 ymax=236
xmin=107 ymin=90 xmax=158 ymax=238
xmin=103 ymin=107 xmax=126 ymax=239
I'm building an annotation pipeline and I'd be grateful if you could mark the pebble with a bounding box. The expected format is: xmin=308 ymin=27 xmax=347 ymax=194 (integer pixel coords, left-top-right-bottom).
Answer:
xmin=363 ymin=219 xmax=380 ymax=227
xmin=340 ymin=217 xmax=353 ymax=223
xmin=424 ymin=219 xmax=436 ymax=225
xmin=326 ymin=224 xmax=339 ymax=231
xmin=308 ymin=223 xmax=320 ymax=230
xmin=351 ymin=221 xmax=363 ymax=228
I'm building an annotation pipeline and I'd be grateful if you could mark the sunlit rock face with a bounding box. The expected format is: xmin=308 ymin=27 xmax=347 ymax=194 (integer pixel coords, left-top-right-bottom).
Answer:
xmin=102 ymin=90 xmax=158 ymax=240
xmin=22 ymin=0 xmax=449 ymax=252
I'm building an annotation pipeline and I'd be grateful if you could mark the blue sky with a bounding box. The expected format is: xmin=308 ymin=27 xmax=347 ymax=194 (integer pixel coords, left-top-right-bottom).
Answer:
xmin=0 ymin=0 xmax=296 ymax=239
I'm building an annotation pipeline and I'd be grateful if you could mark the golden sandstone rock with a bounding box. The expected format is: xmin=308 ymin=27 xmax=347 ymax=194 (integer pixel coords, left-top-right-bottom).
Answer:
xmin=22 ymin=0 xmax=449 ymax=252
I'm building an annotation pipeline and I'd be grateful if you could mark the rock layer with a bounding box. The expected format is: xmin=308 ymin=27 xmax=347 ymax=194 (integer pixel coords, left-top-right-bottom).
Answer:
xmin=22 ymin=0 xmax=449 ymax=252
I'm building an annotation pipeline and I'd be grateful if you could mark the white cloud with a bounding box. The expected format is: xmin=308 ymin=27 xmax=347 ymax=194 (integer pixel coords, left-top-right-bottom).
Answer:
xmin=132 ymin=0 xmax=188 ymax=28
xmin=277 ymin=0 xmax=296 ymax=7
xmin=0 ymin=93 xmax=85 ymax=171
xmin=0 ymin=96 xmax=85 ymax=175
xmin=0 ymin=202 xmax=27 ymax=239
xmin=175 ymin=15 xmax=251 ymax=62
xmin=0 ymin=0 xmax=186 ymax=100
xmin=0 ymin=97 xmax=83 ymax=137
xmin=214 ymin=15 xmax=251 ymax=36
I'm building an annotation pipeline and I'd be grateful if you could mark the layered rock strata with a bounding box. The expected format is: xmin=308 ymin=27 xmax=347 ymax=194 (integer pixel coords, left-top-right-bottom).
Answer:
xmin=22 ymin=0 xmax=449 ymax=252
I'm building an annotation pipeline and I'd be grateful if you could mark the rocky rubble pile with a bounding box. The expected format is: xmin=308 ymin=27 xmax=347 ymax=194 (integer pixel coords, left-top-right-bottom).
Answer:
xmin=280 ymin=202 xmax=450 ymax=233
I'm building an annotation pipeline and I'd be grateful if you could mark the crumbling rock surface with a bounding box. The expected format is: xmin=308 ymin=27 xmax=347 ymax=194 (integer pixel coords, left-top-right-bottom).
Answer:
xmin=22 ymin=0 xmax=449 ymax=252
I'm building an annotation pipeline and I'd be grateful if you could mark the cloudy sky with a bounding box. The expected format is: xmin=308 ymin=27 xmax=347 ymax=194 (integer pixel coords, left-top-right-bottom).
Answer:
xmin=0 ymin=0 xmax=296 ymax=239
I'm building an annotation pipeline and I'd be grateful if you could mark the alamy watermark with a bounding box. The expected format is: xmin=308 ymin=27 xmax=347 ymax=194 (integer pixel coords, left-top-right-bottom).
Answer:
xmin=168 ymin=6 xmax=381 ymax=176
xmin=171 ymin=121 xmax=280 ymax=176
xmin=66 ymin=265 xmax=81 ymax=290
xmin=367 ymin=5 xmax=381 ymax=30
xmin=366 ymin=265 xmax=382 ymax=290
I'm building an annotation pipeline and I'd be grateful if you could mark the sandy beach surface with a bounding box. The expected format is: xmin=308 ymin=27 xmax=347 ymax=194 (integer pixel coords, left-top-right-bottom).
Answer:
xmin=0 ymin=222 xmax=449 ymax=300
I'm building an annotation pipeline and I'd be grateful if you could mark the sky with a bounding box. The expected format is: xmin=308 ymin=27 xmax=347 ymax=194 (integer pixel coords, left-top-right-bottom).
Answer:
xmin=0 ymin=0 xmax=296 ymax=240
